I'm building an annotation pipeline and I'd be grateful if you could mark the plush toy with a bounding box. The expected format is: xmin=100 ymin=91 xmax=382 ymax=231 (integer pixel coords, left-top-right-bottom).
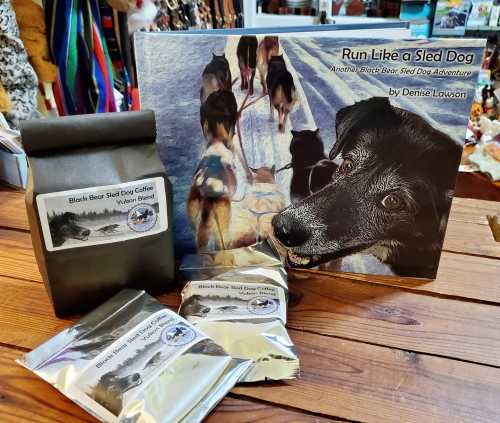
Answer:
xmin=0 ymin=0 xmax=38 ymax=128
xmin=127 ymin=0 xmax=158 ymax=34
xmin=484 ymin=96 xmax=498 ymax=119
xmin=107 ymin=0 xmax=135 ymax=11
xmin=479 ymin=115 xmax=500 ymax=142
xmin=486 ymin=141 xmax=500 ymax=161
xmin=12 ymin=0 xmax=57 ymax=83
xmin=0 ymin=82 xmax=12 ymax=113
xmin=482 ymin=84 xmax=495 ymax=104
xmin=470 ymin=101 xmax=483 ymax=122
xmin=469 ymin=142 xmax=500 ymax=181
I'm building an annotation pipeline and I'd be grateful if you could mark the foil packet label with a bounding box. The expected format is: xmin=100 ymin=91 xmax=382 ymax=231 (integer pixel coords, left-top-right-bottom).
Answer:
xmin=17 ymin=290 xmax=251 ymax=423
xmin=74 ymin=310 xmax=205 ymax=419
xmin=179 ymin=241 xmax=299 ymax=383
xmin=36 ymin=177 xmax=168 ymax=251
xmin=181 ymin=280 xmax=287 ymax=324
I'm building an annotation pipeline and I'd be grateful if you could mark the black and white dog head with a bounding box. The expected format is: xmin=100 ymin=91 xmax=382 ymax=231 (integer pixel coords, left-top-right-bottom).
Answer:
xmin=272 ymin=97 xmax=461 ymax=278
xmin=49 ymin=212 xmax=91 ymax=247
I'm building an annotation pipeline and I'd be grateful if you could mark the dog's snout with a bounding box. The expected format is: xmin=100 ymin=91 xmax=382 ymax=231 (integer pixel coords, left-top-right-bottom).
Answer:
xmin=81 ymin=229 xmax=91 ymax=237
xmin=272 ymin=213 xmax=309 ymax=247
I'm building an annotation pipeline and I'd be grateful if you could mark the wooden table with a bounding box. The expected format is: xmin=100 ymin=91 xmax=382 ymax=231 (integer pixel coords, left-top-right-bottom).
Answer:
xmin=1 ymin=185 xmax=499 ymax=423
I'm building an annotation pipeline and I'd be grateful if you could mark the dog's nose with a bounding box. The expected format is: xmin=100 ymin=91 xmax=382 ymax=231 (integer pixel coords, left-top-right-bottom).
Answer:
xmin=272 ymin=213 xmax=309 ymax=247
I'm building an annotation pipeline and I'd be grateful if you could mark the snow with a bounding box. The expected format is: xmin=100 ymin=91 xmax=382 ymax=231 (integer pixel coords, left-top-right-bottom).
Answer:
xmin=136 ymin=33 xmax=482 ymax=270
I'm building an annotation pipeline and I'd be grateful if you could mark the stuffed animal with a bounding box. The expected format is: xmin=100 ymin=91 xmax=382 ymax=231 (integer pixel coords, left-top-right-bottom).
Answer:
xmin=470 ymin=101 xmax=483 ymax=122
xmin=107 ymin=0 xmax=135 ymax=11
xmin=479 ymin=115 xmax=500 ymax=142
xmin=484 ymin=96 xmax=498 ymax=119
xmin=0 ymin=82 xmax=12 ymax=113
xmin=12 ymin=0 xmax=57 ymax=83
xmin=469 ymin=142 xmax=500 ymax=181
xmin=0 ymin=0 xmax=38 ymax=128
xmin=127 ymin=0 xmax=158 ymax=33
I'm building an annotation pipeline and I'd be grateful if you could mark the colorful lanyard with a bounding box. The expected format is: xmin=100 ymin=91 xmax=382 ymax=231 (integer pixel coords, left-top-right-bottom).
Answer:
xmin=46 ymin=0 xmax=117 ymax=114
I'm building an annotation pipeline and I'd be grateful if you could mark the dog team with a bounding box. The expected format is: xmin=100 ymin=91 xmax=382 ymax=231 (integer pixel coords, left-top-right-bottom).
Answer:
xmin=187 ymin=35 xmax=298 ymax=251
xmin=186 ymin=35 xmax=462 ymax=279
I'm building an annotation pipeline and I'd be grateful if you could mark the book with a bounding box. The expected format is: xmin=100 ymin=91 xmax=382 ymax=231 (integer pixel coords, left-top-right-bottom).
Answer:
xmin=467 ymin=0 xmax=493 ymax=26
xmin=488 ymin=4 xmax=500 ymax=26
xmin=135 ymin=29 xmax=484 ymax=279
xmin=432 ymin=0 xmax=471 ymax=36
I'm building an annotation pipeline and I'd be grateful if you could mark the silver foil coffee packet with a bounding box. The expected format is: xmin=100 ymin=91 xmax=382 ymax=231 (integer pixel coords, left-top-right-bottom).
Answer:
xmin=179 ymin=241 xmax=299 ymax=382
xmin=17 ymin=290 xmax=251 ymax=423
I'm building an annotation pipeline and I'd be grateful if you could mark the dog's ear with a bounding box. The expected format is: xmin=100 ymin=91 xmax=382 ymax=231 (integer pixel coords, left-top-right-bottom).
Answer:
xmin=314 ymin=128 xmax=320 ymax=136
xmin=330 ymin=97 xmax=395 ymax=160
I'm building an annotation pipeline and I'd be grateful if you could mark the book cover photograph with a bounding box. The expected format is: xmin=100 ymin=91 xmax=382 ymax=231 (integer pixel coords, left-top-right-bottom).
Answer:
xmin=136 ymin=32 xmax=484 ymax=279
xmin=433 ymin=0 xmax=471 ymax=36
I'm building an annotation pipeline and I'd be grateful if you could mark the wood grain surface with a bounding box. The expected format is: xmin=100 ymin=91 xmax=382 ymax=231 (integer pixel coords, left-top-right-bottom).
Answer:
xmin=443 ymin=221 xmax=500 ymax=259
xmin=449 ymin=197 xmax=500 ymax=225
xmin=0 ymin=188 xmax=27 ymax=231
xmin=2 ymin=260 xmax=500 ymax=368
xmin=2 ymin=223 xmax=500 ymax=305
xmin=1 ymin=187 xmax=500 ymax=423
xmin=234 ymin=330 xmax=500 ymax=423
xmin=0 ymin=346 xmax=332 ymax=423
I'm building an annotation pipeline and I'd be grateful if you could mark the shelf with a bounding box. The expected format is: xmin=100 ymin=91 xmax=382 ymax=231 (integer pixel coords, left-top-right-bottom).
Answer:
xmin=466 ymin=25 xmax=500 ymax=32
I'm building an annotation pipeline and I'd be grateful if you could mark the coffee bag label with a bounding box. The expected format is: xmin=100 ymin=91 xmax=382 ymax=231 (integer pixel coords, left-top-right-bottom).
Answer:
xmin=182 ymin=280 xmax=287 ymax=324
xmin=36 ymin=177 xmax=168 ymax=251
xmin=73 ymin=309 xmax=206 ymax=419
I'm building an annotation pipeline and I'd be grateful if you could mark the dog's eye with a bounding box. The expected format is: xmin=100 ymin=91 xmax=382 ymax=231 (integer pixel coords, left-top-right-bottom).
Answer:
xmin=338 ymin=158 xmax=353 ymax=173
xmin=381 ymin=193 xmax=404 ymax=211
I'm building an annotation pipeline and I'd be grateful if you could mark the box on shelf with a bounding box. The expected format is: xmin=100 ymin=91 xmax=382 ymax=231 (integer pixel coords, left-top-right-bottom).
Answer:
xmin=0 ymin=149 xmax=28 ymax=189
xmin=0 ymin=126 xmax=27 ymax=189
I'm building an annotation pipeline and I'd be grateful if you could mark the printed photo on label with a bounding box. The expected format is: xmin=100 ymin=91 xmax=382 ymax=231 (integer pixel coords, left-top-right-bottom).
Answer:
xmin=36 ymin=178 xmax=168 ymax=251
xmin=180 ymin=281 xmax=287 ymax=323
xmin=76 ymin=310 xmax=203 ymax=417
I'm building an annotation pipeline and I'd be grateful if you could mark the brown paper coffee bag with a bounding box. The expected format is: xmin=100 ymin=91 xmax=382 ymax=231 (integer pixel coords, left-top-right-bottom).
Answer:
xmin=22 ymin=111 xmax=174 ymax=316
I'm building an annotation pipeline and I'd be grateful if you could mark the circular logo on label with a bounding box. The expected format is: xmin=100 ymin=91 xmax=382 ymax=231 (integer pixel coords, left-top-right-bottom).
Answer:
xmin=247 ymin=296 xmax=278 ymax=315
xmin=161 ymin=323 xmax=196 ymax=346
xmin=127 ymin=204 xmax=157 ymax=233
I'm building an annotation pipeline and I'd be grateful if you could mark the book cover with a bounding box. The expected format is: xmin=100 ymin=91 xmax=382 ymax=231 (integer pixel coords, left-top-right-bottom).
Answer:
xmin=467 ymin=0 xmax=493 ymax=26
xmin=136 ymin=32 xmax=484 ymax=279
xmin=433 ymin=0 xmax=471 ymax=36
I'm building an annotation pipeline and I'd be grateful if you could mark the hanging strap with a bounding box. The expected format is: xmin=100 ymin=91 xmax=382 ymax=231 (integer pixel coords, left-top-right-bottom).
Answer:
xmin=66 ymin=1 xmax=79 ymax=108
xmin=91 ymin=0 xmax=116 ymax=112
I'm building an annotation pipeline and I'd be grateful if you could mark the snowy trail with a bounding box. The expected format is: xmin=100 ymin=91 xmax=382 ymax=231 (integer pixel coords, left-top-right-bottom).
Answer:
xmin=136 ymin=33 xmax=481 ymax=260
xmin=224 ymin=36 xmax=317 ymax=204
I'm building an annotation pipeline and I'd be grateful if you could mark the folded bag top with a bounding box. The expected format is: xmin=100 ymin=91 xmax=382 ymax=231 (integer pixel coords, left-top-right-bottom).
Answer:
xmin=22 ymin=111 xmax=175 ymax=317
xmin=21 ymin=110 xmax=157 ymax=154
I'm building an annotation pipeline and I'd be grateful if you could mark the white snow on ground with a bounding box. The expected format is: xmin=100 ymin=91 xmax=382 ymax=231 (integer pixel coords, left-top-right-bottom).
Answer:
xmin=223 ymin=35 xmax=317 ymax=204
xmin=136 ymin=33 xmax=481 ymax=275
